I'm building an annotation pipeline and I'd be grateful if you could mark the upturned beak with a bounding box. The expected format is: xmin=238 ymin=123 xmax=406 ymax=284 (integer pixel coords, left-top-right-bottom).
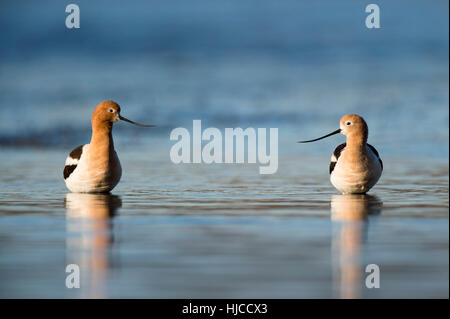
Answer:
xmin=119 ymin=115 xmax=155 ymax=127
xmin=297 ymin=128 xmax=341 ymax=143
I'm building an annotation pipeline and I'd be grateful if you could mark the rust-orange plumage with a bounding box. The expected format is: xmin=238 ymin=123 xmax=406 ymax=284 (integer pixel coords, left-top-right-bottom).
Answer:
xmin=63 ymin=100 xmax=153 ymax=193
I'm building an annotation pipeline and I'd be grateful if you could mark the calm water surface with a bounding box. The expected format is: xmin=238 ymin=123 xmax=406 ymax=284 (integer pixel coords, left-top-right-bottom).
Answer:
xmin=0 ymin=0 xmax=448 ymax=298
xmin=0 ymin=147 xmax=447 ymax=298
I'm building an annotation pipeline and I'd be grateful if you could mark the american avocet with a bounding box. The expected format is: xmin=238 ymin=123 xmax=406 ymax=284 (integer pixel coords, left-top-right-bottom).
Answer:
xmin=63 ymin=100 xmax=153 ymax=193
xmin=298 ymin=114 xmax=382 ymax=194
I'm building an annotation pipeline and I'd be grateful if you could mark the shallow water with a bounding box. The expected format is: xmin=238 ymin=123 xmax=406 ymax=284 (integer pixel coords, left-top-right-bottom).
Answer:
xmin=0 ymin=147 xmax=447 ymax=298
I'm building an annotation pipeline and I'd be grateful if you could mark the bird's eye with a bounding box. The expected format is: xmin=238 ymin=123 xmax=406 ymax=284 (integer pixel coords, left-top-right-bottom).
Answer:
xmin=109 ymin=108 xmax=114 ymax=113
xmin=346 ymin=121 xmax=351 ymax=126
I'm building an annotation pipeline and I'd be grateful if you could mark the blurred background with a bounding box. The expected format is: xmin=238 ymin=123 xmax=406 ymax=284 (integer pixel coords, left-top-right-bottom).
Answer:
xmin=0 ymin=0 xmax=448 ymax=158
xmin=0 ymin=0 xmax=448 ymax=299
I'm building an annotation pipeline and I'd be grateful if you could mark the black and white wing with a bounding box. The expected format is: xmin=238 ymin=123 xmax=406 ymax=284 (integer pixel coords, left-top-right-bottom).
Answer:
xmin=329 ymin=143 xmax=346 ymax=174
xmin=367 ymin=143 xmax=383 ymax=170
xmin=63 ymin=145 xmax=84 ymax=180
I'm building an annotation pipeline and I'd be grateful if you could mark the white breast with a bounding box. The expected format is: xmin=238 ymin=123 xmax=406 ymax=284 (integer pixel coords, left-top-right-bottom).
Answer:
xmin=64 ymin=144 xmax=122 ymax=193
xmin=330 ymin=146 xmax=382 ymax=194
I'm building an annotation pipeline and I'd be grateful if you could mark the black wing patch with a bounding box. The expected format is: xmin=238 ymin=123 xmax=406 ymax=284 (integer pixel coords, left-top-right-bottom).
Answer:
xmin=367 ymin=144 xmax=383 ymax=170
xmin=63 ymin=145 xmax=84 ymax=180
xmin=330 ymin=143 xmax=346 ymax=174
xmin=69 ymin=145 xmax=84 ymax=160
xmin=64 ymin=165 xmax=77 ymax=179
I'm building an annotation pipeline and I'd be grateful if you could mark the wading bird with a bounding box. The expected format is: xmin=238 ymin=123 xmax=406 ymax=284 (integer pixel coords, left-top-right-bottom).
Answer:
xmin=63 ymin=100 xmax=154 ymax=193
xmin=298 ymin=114 xmax=382 ymax=194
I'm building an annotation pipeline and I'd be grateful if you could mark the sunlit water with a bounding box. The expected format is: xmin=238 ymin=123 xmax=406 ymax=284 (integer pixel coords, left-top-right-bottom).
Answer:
xmin=0 ymin=147 xmax=447 ymax=298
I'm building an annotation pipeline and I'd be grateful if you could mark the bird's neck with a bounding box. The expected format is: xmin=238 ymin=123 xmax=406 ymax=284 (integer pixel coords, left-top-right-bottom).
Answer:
xmin=90 ymin=122 xmax=114 ymax=154
xmin=345 ymin=134 xmax=367 ymax=153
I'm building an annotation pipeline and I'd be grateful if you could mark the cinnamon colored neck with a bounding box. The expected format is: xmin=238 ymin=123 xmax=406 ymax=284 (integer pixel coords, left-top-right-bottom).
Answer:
xmin=345 ymin=133 xmax=367 ymax=150
xmin=90 ymin=121 xmax=114 ymax=151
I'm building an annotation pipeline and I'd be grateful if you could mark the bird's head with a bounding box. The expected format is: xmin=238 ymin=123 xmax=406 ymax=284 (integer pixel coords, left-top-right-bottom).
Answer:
xmin=92 ymin=100 xmax=154 ymax=129
xmin=297 ymin=113 xmax=368 ymax=144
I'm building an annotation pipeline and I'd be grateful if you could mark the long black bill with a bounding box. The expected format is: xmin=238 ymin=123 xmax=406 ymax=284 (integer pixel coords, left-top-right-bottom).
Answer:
xmin=119 ymin=115 xmax=155 ymax=127
xmin=297 ymin=128 xmax=341 ymax=143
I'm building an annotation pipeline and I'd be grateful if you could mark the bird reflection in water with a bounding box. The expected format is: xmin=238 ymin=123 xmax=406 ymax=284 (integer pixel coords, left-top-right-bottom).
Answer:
xmin=331 ymin=194 xmax=382 ymax=299
xmin=65 ymin=193 xmax=121 ymax=298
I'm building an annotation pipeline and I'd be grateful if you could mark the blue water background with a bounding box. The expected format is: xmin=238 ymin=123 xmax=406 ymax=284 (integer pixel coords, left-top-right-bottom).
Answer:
xmin=0 ymin=0 xmax=448 ymax=159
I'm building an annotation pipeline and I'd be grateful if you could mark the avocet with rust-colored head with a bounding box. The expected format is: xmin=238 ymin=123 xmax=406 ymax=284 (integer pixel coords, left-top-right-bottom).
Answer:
xmin=63 ymin=100 xmax=154 ymax=193
xmin=298 ymin=114 xmax=382 ymax=194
